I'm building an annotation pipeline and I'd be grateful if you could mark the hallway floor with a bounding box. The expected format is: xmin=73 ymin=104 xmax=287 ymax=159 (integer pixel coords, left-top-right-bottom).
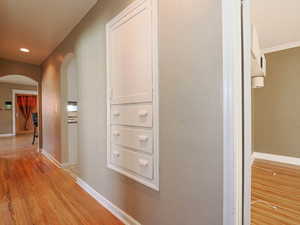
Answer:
xmin=251 ymin=159 xmax=300 ymax=225
xmin=0 ymin=135 xmax=124 ymax=225
xmin=0 ymin=134 xmax=37 ymax=154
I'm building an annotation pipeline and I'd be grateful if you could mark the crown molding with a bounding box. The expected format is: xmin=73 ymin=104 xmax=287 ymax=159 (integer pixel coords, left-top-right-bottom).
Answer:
xmin=263 ymin=41 xmax=300 ymax=54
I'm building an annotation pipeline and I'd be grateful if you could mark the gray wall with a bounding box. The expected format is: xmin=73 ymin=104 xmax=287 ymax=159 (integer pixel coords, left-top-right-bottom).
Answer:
xmin=0 ymin=58 xmax=41 ymax=82
xmin=254 ymin=47 xmax=300 ymax=158
xmin=41 ymin=0 xmax=223 ymax=224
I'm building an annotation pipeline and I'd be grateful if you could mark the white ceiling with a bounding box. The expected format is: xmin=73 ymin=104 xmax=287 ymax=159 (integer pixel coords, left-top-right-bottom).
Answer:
xmin=0 ymin=0 xmax=97 ymax=65
xmin=0 ymin=75 xmax=38 ymax=86
xmin=252 ymin=0 xmax=300 ymax=51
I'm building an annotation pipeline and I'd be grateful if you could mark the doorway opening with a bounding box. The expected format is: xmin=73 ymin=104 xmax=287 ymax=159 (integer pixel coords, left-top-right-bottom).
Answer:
xmin=13 ymin=90 xmax=38 ymax=136
xmin=60 ymin=53 xmax=79 ymax=173
xmin=0 ymin=74 xmax=39 ymax=153
xmin=241 ymin=0 xmax=300 ymax=224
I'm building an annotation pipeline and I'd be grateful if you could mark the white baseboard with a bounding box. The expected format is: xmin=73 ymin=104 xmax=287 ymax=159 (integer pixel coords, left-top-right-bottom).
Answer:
xmin=41 ymin=149 xmax=77 ymax=169
xmin=76 ymin=177 xmax=141 ymax=225
xmin=41 ymin=149 xmax=62 ymax=168
xmin=61 ymin=162 xmax=77 ymax=168
xmin=253 ymin=152 xmax=300 ymax=166
xmin=250 ymin=153 xmax=255 ymax=166
xmin=42 ymin=148 xmax=141 ymax=225
xmin=0 ymin=133 xmax=14 ymax=137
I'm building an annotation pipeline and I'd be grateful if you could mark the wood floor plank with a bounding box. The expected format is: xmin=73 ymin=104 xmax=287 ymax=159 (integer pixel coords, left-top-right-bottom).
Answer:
xmin=252 ymin=159 xmax=300 ymax=225
xmin=0 ymin=135 xmax=124 ymax=225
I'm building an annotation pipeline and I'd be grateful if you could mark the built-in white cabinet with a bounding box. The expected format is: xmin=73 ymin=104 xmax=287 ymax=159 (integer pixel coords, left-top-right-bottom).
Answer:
xmin=106 ymin=0 xmax=159 ymax=190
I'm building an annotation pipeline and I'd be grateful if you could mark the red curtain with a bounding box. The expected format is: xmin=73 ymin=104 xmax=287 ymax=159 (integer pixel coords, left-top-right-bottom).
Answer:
xmin=17 ymin=95 xmax=37 ymax=130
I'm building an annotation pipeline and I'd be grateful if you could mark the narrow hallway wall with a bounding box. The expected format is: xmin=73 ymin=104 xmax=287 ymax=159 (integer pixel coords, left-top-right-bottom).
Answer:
xmin=41 ymin=0 xmax=223 ymax=224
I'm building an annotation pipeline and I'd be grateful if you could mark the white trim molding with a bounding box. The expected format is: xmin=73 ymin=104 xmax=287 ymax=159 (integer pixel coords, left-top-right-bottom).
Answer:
xmin=12 ymin=89 xmax=38 ymax=135
xmin=263 ymin=41 xmax=300 ymax=54
xmin=250 ymin=153 xmax=255 ymax=167
xmin=0 ymin=133 xmax=14 ymax=137
xmin=241 ymin=1 xmax=253 ymax=224
xmin=76 ymin=177 xmax=141 ymax=225
xmin=253 ymin=152 xmax=300 ymax=166
xmin=41 ymin=148 xmax=140 ymax=224
xmin=222 ymin=0 xmax=243 ymax=224
xmin=42 ymin=148 xmax=78 ymax=169
xmin=41 ymin=149 xmax=62 ymax=168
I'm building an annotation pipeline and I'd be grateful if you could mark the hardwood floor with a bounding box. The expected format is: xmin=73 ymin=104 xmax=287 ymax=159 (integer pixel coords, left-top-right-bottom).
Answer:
xmin=251 ymin=159 xmax=300 ymax=225
xmin=0 ymin=134 xmax=37 ymax=154
xmin=0 ymin=136 xmax=124 ymax=225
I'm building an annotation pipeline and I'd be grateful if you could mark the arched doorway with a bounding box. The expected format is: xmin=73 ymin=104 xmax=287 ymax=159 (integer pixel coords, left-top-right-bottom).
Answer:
xmin=0 ymin=74 xmax=39 ymax=150
xmin=60 ymin=53 xmax=79 ymax=167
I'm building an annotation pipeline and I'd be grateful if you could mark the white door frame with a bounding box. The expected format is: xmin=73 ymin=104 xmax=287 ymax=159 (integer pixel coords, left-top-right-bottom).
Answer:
xmin=12 ymin=89 xmax=38 ymax=135
xmin=222 ymin=0 xmax=252 ymax=224
xmin=242 ymin=0 xmax=252 ymax=224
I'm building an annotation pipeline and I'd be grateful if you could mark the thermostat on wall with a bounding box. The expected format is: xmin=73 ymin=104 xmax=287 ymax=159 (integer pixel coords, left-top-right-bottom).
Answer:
xmin=4 ymin=101 xmax=12 ymax=110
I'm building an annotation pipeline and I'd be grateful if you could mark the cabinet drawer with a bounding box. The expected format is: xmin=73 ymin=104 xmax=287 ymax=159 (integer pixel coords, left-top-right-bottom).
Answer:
xmin=111 ymin=126 xmax=153 ymax=154
xmin=111 ymin=104 xmax=152 ymax=127
xmin=110 ymin=145 xmax=153 ymax=179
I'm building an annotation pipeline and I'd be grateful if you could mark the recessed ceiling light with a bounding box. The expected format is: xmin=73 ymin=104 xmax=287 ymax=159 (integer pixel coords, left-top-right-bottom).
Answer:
xmin=20 ymin=48 xmax=30 ymax=53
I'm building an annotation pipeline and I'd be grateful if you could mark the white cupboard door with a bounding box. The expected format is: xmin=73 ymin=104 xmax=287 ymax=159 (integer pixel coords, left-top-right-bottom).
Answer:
xmin=109 ymin=5 xmax=153 ymax=104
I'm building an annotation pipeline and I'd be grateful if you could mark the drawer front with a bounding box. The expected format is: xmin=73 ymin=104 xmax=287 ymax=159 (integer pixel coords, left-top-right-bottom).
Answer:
xmin=111 ymin=126 xmax=153 ymax=153
xmin=111 ymin=104 xmax=152 ymax=127
xmin=110 ymin=145 xmax=153 ymax=179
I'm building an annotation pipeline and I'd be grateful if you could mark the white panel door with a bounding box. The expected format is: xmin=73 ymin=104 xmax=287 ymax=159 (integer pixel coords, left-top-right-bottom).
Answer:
xmin=109 ymin=6 xmax=152 ymax=104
